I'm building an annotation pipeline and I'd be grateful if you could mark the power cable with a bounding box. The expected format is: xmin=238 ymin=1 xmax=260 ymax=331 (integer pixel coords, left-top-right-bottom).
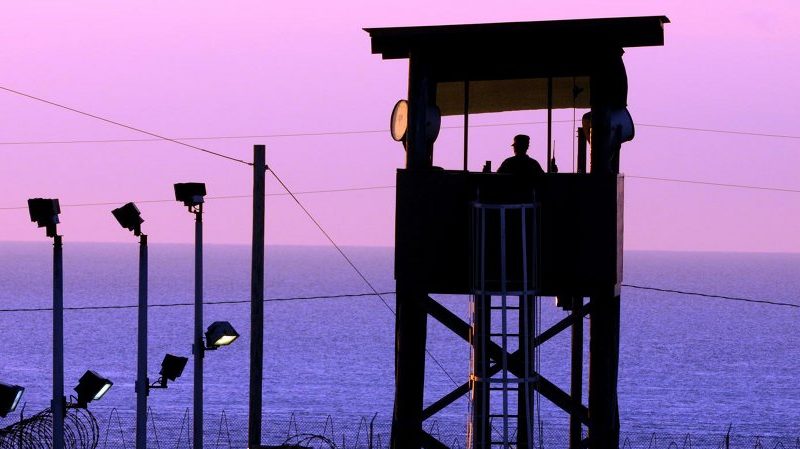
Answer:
xmin=636 ymin=123 xmax=800 ymax=140
xmin=266 ymin=165 xmax=462 ymax=387
xmin=621 ymin=284 xmax=799 ymax=309
xmin=0 ymin=291 xmax=396 ymax=313
xmin=0 ymin=186 xmax=395 ymax=211
xmin=626 ymin=175 xmax=800 ymax=194
xmin=0 ymin=85 xmax=252 ymax=165
xmin=2 ymin=173 xmax=798 ymax=212
xmin=1 ymin=120 xmax=799 ymax=147
xmin=1 ymin=284 xmax=796 ymax=314
xmin=0 ymin=121 xmax=571 ymax=147
xmin=3 ymin=171 xmax=798 ymax=212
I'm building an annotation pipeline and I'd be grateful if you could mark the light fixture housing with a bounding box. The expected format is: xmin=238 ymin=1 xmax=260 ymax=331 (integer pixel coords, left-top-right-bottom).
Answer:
xmin=205 ymin=321 xmax=240 ymax=349
xmin=27 ymin=198 xmax=61 ymax=237
xmin=390 ymin=99 xmax=408 ymax=142
xmin=0 ymin=382 xmax=24 ymax=418
xmin=160 ymin=354 xmax=189 ymax=382
xmin=112 ymin=202 xmax=144 ymax=236
xmin=173 ymin=183 xmax=207 ymax=207
xmin=74 ymin=370 xmax=113 ymax=408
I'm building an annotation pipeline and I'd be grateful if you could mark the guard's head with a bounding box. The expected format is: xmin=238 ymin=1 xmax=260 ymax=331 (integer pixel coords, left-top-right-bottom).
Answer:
xmin=512 ymin=134 xmax=530 ymax=155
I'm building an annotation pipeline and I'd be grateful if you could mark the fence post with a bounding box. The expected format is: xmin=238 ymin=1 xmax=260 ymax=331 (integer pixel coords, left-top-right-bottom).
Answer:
xmin=726 ymin=424 xmax=732 ymax=449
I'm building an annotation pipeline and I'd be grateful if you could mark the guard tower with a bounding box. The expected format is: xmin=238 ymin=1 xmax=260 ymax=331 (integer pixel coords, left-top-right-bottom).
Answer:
xmin=366 ymin=16 xmax=668 ymax=449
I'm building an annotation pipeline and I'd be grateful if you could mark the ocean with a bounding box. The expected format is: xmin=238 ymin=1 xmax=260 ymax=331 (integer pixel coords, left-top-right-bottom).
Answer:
xmin=0 ymin=242 xmax=798 ymax=446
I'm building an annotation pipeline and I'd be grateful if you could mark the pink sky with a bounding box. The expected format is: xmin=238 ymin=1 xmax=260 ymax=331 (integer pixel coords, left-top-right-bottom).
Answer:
xmin=1 ymin=1 xmax=799 ymax=252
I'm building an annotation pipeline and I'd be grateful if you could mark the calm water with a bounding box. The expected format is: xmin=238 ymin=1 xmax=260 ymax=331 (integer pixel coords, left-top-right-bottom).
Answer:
xmin=0 ymin=242 xmax=798 ymax=436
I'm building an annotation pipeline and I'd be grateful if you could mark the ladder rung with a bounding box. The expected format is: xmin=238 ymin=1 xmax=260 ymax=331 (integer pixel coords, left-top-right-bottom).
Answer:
xmin=490 ymin=306 xmax=520 ymax=310
xmin=490 ymin=333 xmax=519 ymax=337
xmin=489 ymin=386 xmax=518 ymax=391
xmin=489 ymin=414 xmax=518 ymax=417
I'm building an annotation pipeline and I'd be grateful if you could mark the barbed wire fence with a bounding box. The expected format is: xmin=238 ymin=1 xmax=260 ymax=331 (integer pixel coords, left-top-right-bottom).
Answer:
xmin=0 ymin=406 xmax=99 ymax=449
xmin=4 ymin=408 xmax=798 ymax=449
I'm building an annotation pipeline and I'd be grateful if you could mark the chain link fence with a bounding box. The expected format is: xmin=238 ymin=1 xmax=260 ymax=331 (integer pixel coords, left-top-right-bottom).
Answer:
xmin=3 ymin=409 xmax=799 ymax=449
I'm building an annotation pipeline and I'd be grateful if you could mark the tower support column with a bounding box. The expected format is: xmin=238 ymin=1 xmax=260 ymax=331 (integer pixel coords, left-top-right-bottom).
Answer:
xmin=588 ymin=295 xmax=620 ymax=449
xmin=391 ymin=284 xmax=428 ymax=449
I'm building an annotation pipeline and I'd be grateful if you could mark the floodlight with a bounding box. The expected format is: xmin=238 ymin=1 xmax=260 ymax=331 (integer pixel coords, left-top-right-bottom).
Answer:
xmin=112 ymin=202 xmax=144 ymax=236
xmin=74 ymin=370 xmax=113 ymax=408
xmin=0 ymin=382 xmax=24 ymax=418
xmin=27 ymin=198 xmax=61 ymax=237
xmin=205 ymin=321 xmax=240 ymax=349
xmin=174 ymin=183 xmax=207 ymax=207
xmin=159 ymin=354 xmax=189 ymax=384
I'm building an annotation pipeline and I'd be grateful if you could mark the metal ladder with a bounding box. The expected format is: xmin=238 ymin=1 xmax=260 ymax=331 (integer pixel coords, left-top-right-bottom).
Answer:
xmin=469 ymin=202 xmax=539 ymax=449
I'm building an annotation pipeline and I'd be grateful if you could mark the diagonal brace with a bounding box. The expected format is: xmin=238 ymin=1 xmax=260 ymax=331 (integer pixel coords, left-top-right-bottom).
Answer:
xmin=422 ymin=296 xmax=589 ymax=425
xmin=420 ymin=430 xmax=450 ymax=449
xmin=423 ymin=295 xmax=507 ymax=362
xmin=534 ymin=301 xmax=592 ymax=348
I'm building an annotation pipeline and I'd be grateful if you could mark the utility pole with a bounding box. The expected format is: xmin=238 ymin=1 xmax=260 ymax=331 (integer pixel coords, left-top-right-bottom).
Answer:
xmin=52 ymin=234 xmax=65 ymax=449
xmin=173 ymin=184 xmax=208 ymax=449
xmin=193 ymin=203 xmax=204 ymax=449
xmin=28 ymin=198 xmax=65 ymax=449
xmin=136 ymin=234 xmax=149 ymax=449
xmin=248 ymin=145 xmax=266 ymax=449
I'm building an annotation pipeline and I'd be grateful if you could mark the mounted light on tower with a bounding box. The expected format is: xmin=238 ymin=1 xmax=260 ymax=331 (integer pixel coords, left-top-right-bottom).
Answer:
xmin=390 ymin=99 xmax=409 ymax=143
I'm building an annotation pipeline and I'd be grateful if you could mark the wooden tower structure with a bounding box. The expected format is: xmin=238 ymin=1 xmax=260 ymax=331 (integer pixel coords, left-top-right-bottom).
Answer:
xmin=365 ymin=16 xmax=668 ymax=449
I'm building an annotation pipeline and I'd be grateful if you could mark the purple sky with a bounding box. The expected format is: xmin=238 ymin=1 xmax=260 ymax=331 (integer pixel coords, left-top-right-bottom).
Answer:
xmin=1 ymin=1 xmax=799 ymax=252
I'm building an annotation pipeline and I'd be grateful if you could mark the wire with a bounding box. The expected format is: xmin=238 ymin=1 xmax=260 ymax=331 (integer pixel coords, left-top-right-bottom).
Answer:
xmin=621 ymin=284 xmax=799 ymax=309
xmin=2 ymin=120 xmax=799 ymax=147
xmin=1 ymin=284 xmax=796 ymax=313
xmin=2 ymin=173 xmax=797 ymax=212
xmin=3 ymin=171 xmax=798 ymax=212
xmin=636 ymin=123 xmax=800 ymax=140
xmin=0 ymin=121 xmax=571 ymax=147
xmin=626 ymin=175 xmax=800 ymax=194
xmin=266 ymin=166 xmax=462 ymax=387
xmin=0 ymin=291 xmax=396 ymax=313
xmin=0 ymin=186 xmax=395 ymax=211
xmin=0 ymin=85 xmax=252 ymax=165
xmin=0 ymin=406 xmax=99 ymax=449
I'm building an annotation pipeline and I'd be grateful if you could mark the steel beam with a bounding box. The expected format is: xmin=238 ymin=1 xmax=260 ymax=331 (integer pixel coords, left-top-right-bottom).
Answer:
xmin=421 ymin=430 xmax=450 ymax=449
xmin=570 ymin=297 xmax=585 ymax=449
xmin=588 ymin=295 xmax=620 ymax=449
xmin=534 ymin=302 xmax=591 ymax=348
xmin=390 ymin=286 xmax=428 ymax=449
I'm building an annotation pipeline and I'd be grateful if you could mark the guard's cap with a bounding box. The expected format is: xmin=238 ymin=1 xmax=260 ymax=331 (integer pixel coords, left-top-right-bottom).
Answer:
xmin=512 ymin=134 xmax=530 ymax=146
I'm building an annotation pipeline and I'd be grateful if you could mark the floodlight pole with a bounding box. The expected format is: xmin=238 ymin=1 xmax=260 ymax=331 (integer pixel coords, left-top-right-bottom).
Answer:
xmin=248 ymin=145 xmax=266 ymax=449
xmin=52 ymin=234 xmax=65 ymax=449
xmin=136 ymin=234 xmax=149 ymax=449
xmin=193 ymin=204 xmax=204 ymax=449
